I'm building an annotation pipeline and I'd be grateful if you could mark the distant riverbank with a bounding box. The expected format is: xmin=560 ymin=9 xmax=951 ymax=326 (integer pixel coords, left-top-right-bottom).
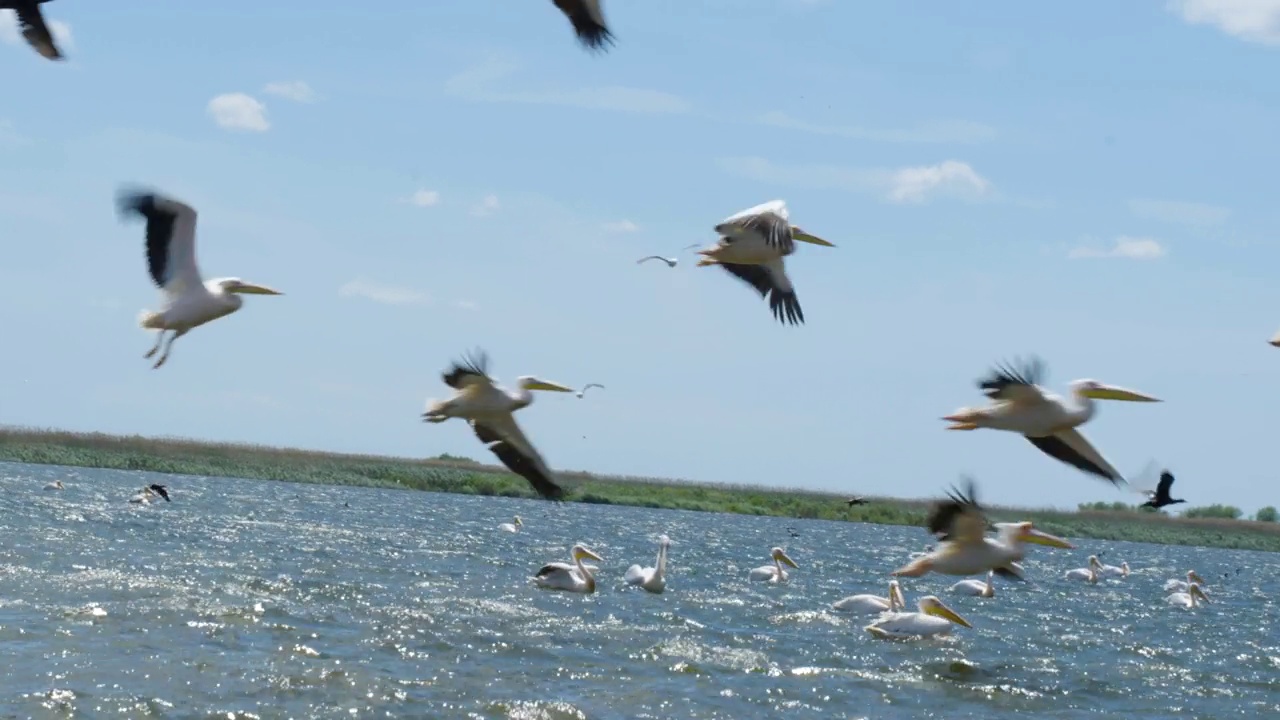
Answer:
xmin=3 ymin=427 xmax=1278 ymax=551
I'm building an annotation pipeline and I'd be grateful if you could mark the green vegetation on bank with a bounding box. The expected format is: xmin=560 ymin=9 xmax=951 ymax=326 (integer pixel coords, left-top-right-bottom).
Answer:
xmin=3 ymin=427 xmax=1279 ymax=552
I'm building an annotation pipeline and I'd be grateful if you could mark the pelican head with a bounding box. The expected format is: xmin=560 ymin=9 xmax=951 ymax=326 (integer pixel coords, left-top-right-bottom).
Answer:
xmin=917 ymin=596 xmax=973 ymax=628
xmin=518 ymin=377 xmax=576 ymax=393
xmin=1070 ymin=379 xmax=1160 ymax=403
xmin=888 ymin=579 xmax=906 ymax=609
xmin=571 ymin=544 xmax=604 ymax=564
xmin=1188 ymin=583 xmax=1210 ymax=604
xmin=513 ymin=515 xmax=523 ymax=527
xmin=1187 ymin=570 xmax=1206 ymax=585
xmin=791 ymin=227 xmax=835 ymax=247
xmin=998 ymin=521 xmax=1075 ymax=549
xmin=1088 ymin=554 xmax=1103 ymax=569
xmin=217 ymin=277 xmax=284 ymax=296
xmin=659 ymin=534 xmax=672 ymax=547
xmin=771 ymin=547 xmax=799 ymax=568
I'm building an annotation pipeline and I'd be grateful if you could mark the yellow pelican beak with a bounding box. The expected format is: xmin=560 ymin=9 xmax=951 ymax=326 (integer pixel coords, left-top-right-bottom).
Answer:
xmin=232 ymin=282 xmax=284 ymax=295
xmin=1018 ymin=524 xmax=1075 ymax=549
xmin=941 ymin=409 xmax=981 ymax=430
xmin=774 ymin=550 xmax=799 ymax=568
xmin=574 ymin=546 xmax=604 ymax=563
xmin=792 ymin=228 xmax=835 ymax=247
xmin=526 ymin=379 xmax=575 ymax=392
xmin=890 ymin=582 xmax=906 ymax=609
xmin=1079 ymin=384 xmax=1160 ymax=402
xmin=923 ymin=598 xmax=972 ymax=628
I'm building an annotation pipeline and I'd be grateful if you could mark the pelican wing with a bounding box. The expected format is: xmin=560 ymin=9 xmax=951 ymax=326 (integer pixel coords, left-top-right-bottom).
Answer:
xmin=535 ymin=561 xmax=576 ymax=578
xmin=715 ymin=200 xmax=794 ymax=256
xmin=1026 ymin=429 xmax=1124 ymax=486
xmin=717 ymin=260 xmax=804 ymax=325
xmin=471 ymin=416 xmax=565 ymax=500
xmin=552 ymin=0 xmax=613 ymax=51
xmin=978 ymin=358 xmax=1049 ymax=406
xmin=14 ymin=2 xmax=62 ymax=60
xmin=624 ymin=564 xmax=646 ymax=584
xmin=117 ymin=190 xmax=204 ymax=299
xmin=926 ymin=477 xmax=988 ymax=544
xmin=148 ymin=484 xmax=171 ymax=502
xmin=442 ymin=351 xmax=493 ymax=390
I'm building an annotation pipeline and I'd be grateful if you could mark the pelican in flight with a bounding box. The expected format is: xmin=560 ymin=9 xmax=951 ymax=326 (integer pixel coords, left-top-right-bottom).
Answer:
xmin=576 ymin=383 xmax=605 ymax=399
xmin=942 ymin=357 xmax=1161 ymax=486
xmin=748 ymin=547 xmax=799 ymax=583
xmin=696 ymin=199 xmax=834 ymax=326
xmin=950 ymin=570 xmax=996 ymax=598
xmin=845 ymin=496 xmax=869 ymax=507
xmin=498 ymin=515 xmax=523 ymax=533
xmin=1166 ymin=582 xmax=1209 ymax=609
xmin=892 ymin=478 xmax=1073 ymax=580
xmin=832 ymin=580 xmax=906 ymax=613
xmin=116 ymin=189 xmax=284 ymax=369
xmin=864 ymin=596 xmax=973 ymax=640
xmin=551 ymin=0 xmax=612 ymax=52
xmin=636 ymin=256 xmax=678 ymax=268
xmin=422 ymin=350 xmax=575 ymax=500
xmin=1164 ymin=570 xmax=1207 ymax=594
xmin=1065 ymin=556 xmax=1101 ymax=583
xmin=1269 ymin=330 xmax=1280 ymax=348
xmin=2 ymin=1 xmax=63 ymax=60
xmin=533 ymin=544 xmax=604 ymax=593
xmin=1138 ymin=470 xmax=1186 ymax=510
xmin=624 ymin=534 xmax=671 ymax=593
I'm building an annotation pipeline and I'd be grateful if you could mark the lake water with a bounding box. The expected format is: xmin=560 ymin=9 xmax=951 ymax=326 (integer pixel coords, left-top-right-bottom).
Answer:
xmin=2 ymin=461 xmax=1278 ymax=719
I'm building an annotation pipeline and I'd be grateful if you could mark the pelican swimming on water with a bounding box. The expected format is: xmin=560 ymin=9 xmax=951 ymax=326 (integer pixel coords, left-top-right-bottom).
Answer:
xmin=116 ymin=189 xmax=284 ymax=369
xmin=576 ymin=383 xmax=605 ymax=399
xmin=624 ymin=534 xmax=671 ymax=593
xmin=1165 ymin=582 xmax=1209 ymax=608
xmin=422 ymin=350 xmax=575 ymax=500
xmin=128 ymin=484 xmax=171 ymax=505
xmin=864 ymin=595 xmax=973 ymax=640
xmin=498 ymin=515 xmax=523 ymax=533
xmin=942 ymin=357 xmax=1161 ymax=486
xmin=832 ymin=580 xmax=906 ymax=613
xmin=551 ymin=0 xmax=612 ymax=52
xmin=748 ymin=547 xmax=799 ymax=583
xmin=43 ymin=480 xmax=64 ymax=491
xmin=1 ymin=1 xmax=64 ymax=60
xmin=1164 ymin=570 xmax=1207 ymax=594
xmin=533 ymin=544 xmax=605 ymax=593
xmin=696 ymin=199 xmax=834 ymax=326
xmin=950 ymin=570 xmax=996 ymax=597
xmin=1065 ymin=556 xmax=1102 ymax=583
xmin=1098 ymin=559 xmax=1130 ymax=578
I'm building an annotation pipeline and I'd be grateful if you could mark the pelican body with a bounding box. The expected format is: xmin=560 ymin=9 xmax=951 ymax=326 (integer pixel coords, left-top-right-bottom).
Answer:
xmin=950 ymin=570 xmax=995 ymax=597
xmin=1166 ymin=583 xmax=1209 ymax=608
xmin=44 ymin=480 xmax=64 ymax=491
xmin=2 ymin=0 xmax=63 ymax=60
xmin=624 ymin=535 xmax=671 ymax=593
xmin=422 ymin=351 xmax=575 ymax=500
xmin=1165 ymin=570 xmax=1207 ymax=594
xmin=832 ymin=580 xmax=906 ymax=613
xmin=1065 ymin=555 xmax=1101 ymax=583
xmin=533 ymin=544 xmax=604 ymax=593
xmin=117 ymin=190 xmax=283 ymax=369
xmin=942 ymin=358 xmax=1160 ymax=485
xmin=499 ymin=515 xmax=523 ymax=533
xmin=864 ymin=596 xmax=973 ymax=640
xmin=1098 ymin=560 xmax=1130 ymax=578
xmin=748 ymin=547 xmax=798 ymax=583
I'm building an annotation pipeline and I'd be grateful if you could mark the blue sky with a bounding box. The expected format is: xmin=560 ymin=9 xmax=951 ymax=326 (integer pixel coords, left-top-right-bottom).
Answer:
xmin=2 ymin=1 xmax=1279 ymax=514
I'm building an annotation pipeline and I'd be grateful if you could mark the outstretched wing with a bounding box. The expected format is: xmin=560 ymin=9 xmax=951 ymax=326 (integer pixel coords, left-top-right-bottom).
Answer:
xmin=443 ymin=350 xmax=492 ymax=389
xmin=552 ymin=0 xmax=614 ymax=51
xmin=1154 ymin=471 xmax=1175 ymax=501
xmin=1025 ymin=430 xmax=1124 ymax=486
xmin=978 ymin=357 xmax=1049 ymax=406
xmin=117 ymin=189 xmax=204 ymax=299
xmin=148 ymin=484 xmax=171 ymax=502
xmin=716 ymin=261 xmax=804 ymax=326
xmin=471 ymin=416 xmax=565 ymax=500
xmin=15 ymin=3 xmax=62 ymax=60
xmin=926 ymin=476 xmax=989 ymax=544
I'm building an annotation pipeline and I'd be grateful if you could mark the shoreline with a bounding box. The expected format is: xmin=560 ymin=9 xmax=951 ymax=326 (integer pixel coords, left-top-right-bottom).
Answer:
xmin=3 ymin=427 xmax=1278 ymax=552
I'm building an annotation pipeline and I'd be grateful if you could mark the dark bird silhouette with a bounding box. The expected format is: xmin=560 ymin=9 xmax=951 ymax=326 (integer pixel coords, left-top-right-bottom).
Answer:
xmin=1 ymin=0 xmax=63 ymax=60
xmin=786 ymin=527 xmax=800 ymax=538
xmin=1139 ymin=471 xmax=1185 ymax=510
xmin=845 ymin=496 xmax=868 ymax=507
xmin=552 ymin=0 xmax=613 ymax=52
xmin=148 ymin=484 xmax=171 ymax=502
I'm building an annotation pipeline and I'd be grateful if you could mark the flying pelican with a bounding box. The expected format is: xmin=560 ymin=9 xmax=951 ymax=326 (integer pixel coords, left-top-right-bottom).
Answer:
xmin=551 ymin=0 xmax=612 ymax=52
xmin=695 ymin=199 xmax=834 ymax=326
xmin=498 ymin=515 xmax=523 ymax=533
xmin=1164 ymin=570 xmax=1207 ymax=594
xmin=846 ymin=496 xmax=868 ymax=507
xmin=43 ymin=480 xmax=64 ymax=491
xmin=1269 ymin=330 xmax=1280 ymax=348
xmin=1165 ymin=583 xmax=1209 ymax=608
xmin=1 ymin=1 xmax=63 ymax=60
xmin=950 ymin=570 xmax=996 ymax=597
xmin=576 ymin=383 xmax=605 ymax=399
xmin=864 ymin=596 xmax=973 ymax=640
xmin=422 ymin=350 xmax=575 ymax=500
xmin=1138 ymin=470 xmax=1186 ymax=510
xmin=636 ymin=256 xmax=678 ymax=268
xmin=624 ymin=534 xmax=671 ymax=593
xmin=116 ymin=189 xmax=284 ymax=369
xmin=748 ymin=547 xmax=799 ymax=583
xmin=832 ymin=580 xmax=906 ymax=613
xmin=1065 ymin=556 xmax=1102 ymax=583
xmin=892 ymin=478 xmax=1073 ymax=580
xmin=532 ymin=544 xmax=604 ymax=593
xmin=942 ymin=357 xmax=1161 ymax=486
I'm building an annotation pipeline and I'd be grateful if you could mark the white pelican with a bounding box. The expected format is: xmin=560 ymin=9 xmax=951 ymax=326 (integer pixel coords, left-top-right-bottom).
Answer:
xmin=893 ymin=479 xmax=1073 ymax=580
xmin=532 ymin=544 xmax=604 ymax=593
xmin=624 ymin=534 xmax=671 ymax=593
xmin=576 ymin=383 xmax=605 ymax=399
xmin=864 ymin=596 xmax=973 ymax=640
xmin=942 ymin=358 xmax=1160 ymax=485
xmin=1164 ymin=570 xmax=1207 ymax=594
xmin=2 ymin=1 xmax=63 ymax=60
xmin=43 ymin=480 xmax=64 ymax=491
xmin=695 ymin=199 xmax=834 ymax=326
xmin=551 ymin=0 xmax=612 ymax=52
xmin=1065 ymin=556 xmax=1101 ymax=583
xmin=128 ymin=484 xmax=171 ymax=504
xmin=832 ymin=580 xmax=906 ymax=613
xmin=748 ymin=547 xmax=799 ymax=583
xmin=1165 ymin=582 xmax=1210 ymax=608
xmin=116 ymin=189 xmax=284 ymax=369
xmin=1270 ymin=329 xmax=1280 ymax=348
xmin=950 ymin=570 xmax=995 ymax=597
xmin=498 ymin=515 xmax=523 ymax=533
xmin=422 ymin=350 xmax=575 ymax=500
xmin=636 ymin=256 xmax=677 ymax=268
xmin=1098 ymin=559 xmax=1130 ymax=578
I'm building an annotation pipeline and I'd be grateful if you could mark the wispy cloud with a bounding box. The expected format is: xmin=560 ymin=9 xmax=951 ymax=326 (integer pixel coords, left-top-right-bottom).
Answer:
xmin=757 ymin=111 xmax=997 ymax=144
xmin=887 ymin=160 xmax=991 ymax=203
xmin=1068 ymin=236 xmax=1167 ymax=260
xmin=338 ymin=278 xmax=431 ymax=305
xmin=207 ymin=93 xmax=270 ymax=132
xmin=1128 ymin=198 xmax=1232 ymax=226
xmin=1167 ymin=0 xmax=1280 ymax=45
xmin=263 ymin=81 xmax=318 ymax=103
xmin=445 ymin=58 xmax=691 ymax=115
xmin=602 ymin=219 xmax=640 ymax=233
xmin=407 ymin=189 xmax=440 ymax=207
xmin=1 ymin=12 xmax=73 ymax=51
xmin=717 ymin=156 xmax=992 ymax=204
xmin=470 ymin=194 xmax=500 ymax=217
xmin=451 ymin=299 xmax=480 ymax=312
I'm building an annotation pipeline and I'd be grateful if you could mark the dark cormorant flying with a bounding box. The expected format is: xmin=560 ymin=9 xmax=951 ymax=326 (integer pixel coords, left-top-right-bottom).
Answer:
xmin=1139 ymin=471 xmax=1185 ymax=510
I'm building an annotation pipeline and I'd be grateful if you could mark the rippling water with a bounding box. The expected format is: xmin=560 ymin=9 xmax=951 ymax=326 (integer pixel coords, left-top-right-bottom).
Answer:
xmin=3 ymin=461 xmax=1279 ymax=718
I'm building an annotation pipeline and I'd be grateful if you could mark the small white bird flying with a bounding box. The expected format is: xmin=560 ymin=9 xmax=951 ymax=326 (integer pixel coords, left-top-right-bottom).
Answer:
xmin=636 ymin=255 xmax=678 ymax=268
xmin=624 ymin=534 xmax=671 ymax=593
xmin=576 ymin=383 xmax=605 ymax=399
xmin=551 ymin=0 xmax=613 ymax=52
xmin=117 ymin=189 xmax=284 ymax=369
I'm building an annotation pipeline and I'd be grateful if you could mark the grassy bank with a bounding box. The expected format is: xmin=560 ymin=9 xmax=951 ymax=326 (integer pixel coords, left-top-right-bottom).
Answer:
xmin=3 ymin=427 xmax=1278 ymax=552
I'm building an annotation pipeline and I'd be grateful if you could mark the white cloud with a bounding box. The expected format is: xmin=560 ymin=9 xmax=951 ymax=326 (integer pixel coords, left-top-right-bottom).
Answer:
xmin=1068 ymin=236 xmax=1167 ymax=260
xmin=602 ymin=219 xmax=640 ymax=233
xmin=451 ymin=300 xmax=479 ymax=311
xmin=470 ymin=194 xmax=500 ymax=217
xmin=1128 ymin=198 xmax=1232 ymax=226
xmin=887 ymin=160 xmax=991 ymax=203
xmin=409 ymin=189 xmax=440 ymax=207
xmin=1167 ymin=0 xmax=1280 ymax=45
xmin=446 ymin=59 xmax=690 ymax=115
xmin=207 ymin=93 xmax=270 ymax=132
xmin=717 ymin=156 xmax=992 ymax=204
xmin=757 ymin=111 xmax=997 ymax=144
xmin=1 ymin=12 xmax=73 ymax=51
xmin=263 ymin=81 xmax=317 ymax=103
xmin=338 ymin=278 xmax=430 ymax=305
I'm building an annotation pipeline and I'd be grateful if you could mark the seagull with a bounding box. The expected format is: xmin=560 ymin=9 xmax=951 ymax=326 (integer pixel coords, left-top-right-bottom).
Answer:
xmin=636 ymin=256 xmax=678 ymax=268
xmin=1138 ymin=470 xmax=1186 ymax=510
xmin=1 ymin=1 xmax=63 ymax=60
xmin=116 ymin=189 xmax=284 ymax=369
xmin=551 ymin=0 xmax=613 ymax=52
xmin=576 ymin=383 xmax=605 ymax=399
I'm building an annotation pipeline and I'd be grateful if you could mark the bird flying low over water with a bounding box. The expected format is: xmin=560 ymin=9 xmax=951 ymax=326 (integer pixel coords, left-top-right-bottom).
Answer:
xmin=942 ymin=357 xmax=1161 ymax=486
xmin=552 ymin=0 xmax=613 ymax=52
xmin=846 ymin=496 xmax=868 ymax=507
xmin=422 ymin=350 xmax=575 ymax=500
xmin=1138 ymin=470 xmax=1186 ymax=510
xmin=696 ymin=199 xmax=834 ymax=326
xmin=116 ymin=189 xmax=284 ymax=369
xmin=576 ymin=383 xmax=605 ymax=399
xmin=1 ymin=1 xmax=63 ymax=60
